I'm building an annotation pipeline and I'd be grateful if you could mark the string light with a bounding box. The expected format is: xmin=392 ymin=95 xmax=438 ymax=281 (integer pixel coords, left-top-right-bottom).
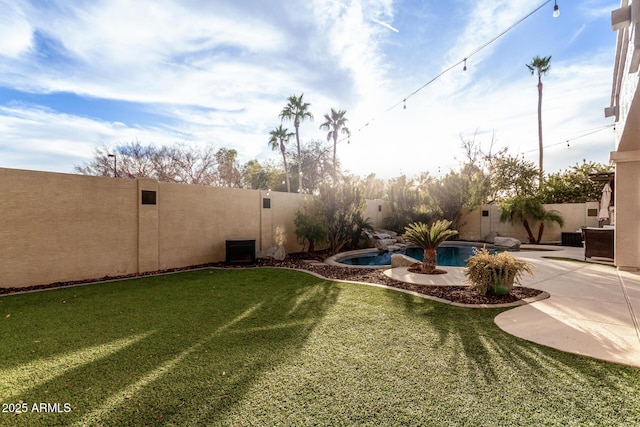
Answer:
xmin=553 ymin=1 xmax=560 ymax=18
xmin=463 ymin=58 xmax=467 ymax=71
xmin=355 ymin=0 xmax=558 ymax=134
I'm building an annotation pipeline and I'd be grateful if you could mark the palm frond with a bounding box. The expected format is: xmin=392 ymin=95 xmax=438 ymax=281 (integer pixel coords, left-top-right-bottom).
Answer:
xmin=402 ymin=220 xmax=458 ymax=249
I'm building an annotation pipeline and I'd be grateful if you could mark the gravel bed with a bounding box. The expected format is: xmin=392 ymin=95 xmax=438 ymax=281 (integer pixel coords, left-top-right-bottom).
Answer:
xmin=1 ymin=251 xmax=542 ymax=305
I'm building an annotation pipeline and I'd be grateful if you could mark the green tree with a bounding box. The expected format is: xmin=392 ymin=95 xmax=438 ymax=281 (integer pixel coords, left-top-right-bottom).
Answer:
xmin=296 ymin=139 xmax=334 ymax=194
xmin=268 ymin=125 xmax=294 ymax=193
xmin=313 ymin=180 xmax=367 ymax=252
xmin=527 ymin=55 xmax=552 ymax=187
xmin=499 ymin=196 xmax=564 ymax=244
xmin=427 ymin=171 xmax=486 ymax=230
xmin=402 ymin=220 xmax=458 ymax=274
xmin=384 ymin=174 xmax=433 ymax=232
xmin=489 ymin=155 xmax=539 ymax=201
xmin=280 ymin=94 xmax=313 ymax=193
xmin=319 ymin=108 xmax=351 ymax=180
xmin=540 ymin=160 xmax=613 ymax=203
xmin=294 ymin=211 xmax=328 ymax=252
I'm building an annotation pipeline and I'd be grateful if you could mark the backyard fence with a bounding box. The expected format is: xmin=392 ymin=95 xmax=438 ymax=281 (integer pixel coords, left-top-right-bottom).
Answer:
xmin=0 ymin=167 xmax=598 ymax=289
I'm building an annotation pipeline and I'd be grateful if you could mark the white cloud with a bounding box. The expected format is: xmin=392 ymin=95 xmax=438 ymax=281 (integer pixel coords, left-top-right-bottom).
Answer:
xmin=0 ymin=0 xmax=620 ymax=180
xmin=0 ymin=2 xmax=32 ymax=58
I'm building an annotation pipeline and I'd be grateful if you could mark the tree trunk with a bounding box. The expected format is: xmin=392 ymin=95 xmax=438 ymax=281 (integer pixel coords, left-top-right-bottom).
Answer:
xmin=422 ymin=248 xmax=436 ymax=274
xmin=537 ymin=78 xmax=544 ymax=188
xmin=536 ymin=222 xmax=545 ymax=244
xmin=281 ymin=145 xmax=290 ymax=193
xmin=332 ymin=131 xmax=338 ymax=181
xmin=522 ymin=218 xmax=536 ymax=244
xmin=295 ymin=123 xmax=302 ymax=193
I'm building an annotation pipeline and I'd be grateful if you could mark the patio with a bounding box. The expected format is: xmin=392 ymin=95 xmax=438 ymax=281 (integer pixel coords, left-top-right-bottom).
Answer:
xmin=377 ymin=245 xmax=640 ymax=366
xmin=495 ymin=246 xmax=640 ymax=367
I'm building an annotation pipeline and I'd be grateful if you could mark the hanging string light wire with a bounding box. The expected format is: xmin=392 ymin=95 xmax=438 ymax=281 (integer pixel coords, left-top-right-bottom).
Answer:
xmin=357 ymin=0 xmax=554 ymax=132
xmin=519 ymin=123 xmax=615 ymax=155
xmin=435 ymin=123 xmax=615 ymax=173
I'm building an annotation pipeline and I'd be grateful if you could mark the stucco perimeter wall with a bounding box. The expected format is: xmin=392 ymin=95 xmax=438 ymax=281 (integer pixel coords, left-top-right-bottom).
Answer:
xmin=458 ymin=202 xmax=600 ymax=243
xmin=1 ymin=168 xmax=140 ymax=288
xmin=1 ymin=168 xmax=307 ymax=288
xmin=365 ymin=199 xmax=392 ymax=230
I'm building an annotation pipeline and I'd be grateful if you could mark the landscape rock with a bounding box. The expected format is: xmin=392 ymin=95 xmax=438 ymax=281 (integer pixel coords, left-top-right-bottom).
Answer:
xmin=484 ymin=231 xmax=499 ymax=243
xmin=273 ymin=245 xmax=287 ymax=261
xmin=494 ymin=236 xmax=521 ymax=249
xmin=391 ymin=253 xmax=421 ymax=268
xmin=257 ymin=246 xmax=278 ymax=259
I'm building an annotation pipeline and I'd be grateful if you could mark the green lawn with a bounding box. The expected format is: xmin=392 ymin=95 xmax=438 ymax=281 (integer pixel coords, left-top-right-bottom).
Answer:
xmin=1 ymin=268 xmax=639 ymax=426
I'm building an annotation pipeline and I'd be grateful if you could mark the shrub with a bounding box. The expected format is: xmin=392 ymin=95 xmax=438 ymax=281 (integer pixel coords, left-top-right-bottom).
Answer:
xmin=464 ymin=248 xmax=533 ymax=295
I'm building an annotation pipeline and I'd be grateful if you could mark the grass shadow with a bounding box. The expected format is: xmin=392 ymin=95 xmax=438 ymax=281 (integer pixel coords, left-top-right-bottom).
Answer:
xmin=0 ymin=268 xmax=340 ymax=426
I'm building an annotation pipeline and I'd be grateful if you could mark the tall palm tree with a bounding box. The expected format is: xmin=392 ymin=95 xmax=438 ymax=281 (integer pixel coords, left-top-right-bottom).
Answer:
xmin=402 ymin=220 xmax=458 ymax=274
xmin=268 ymin=125 xmax=294 ymax=193
xmin=279 ymin=94 xmax=313 ymax=193
xmin=319 ymin=108 xmax=351 ymax=180
xmin=526 ymin=55 xmax=551 ymax=187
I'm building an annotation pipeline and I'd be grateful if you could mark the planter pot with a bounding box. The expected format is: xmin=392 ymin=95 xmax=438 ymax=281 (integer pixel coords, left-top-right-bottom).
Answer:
xmin=488 ymin=269 xmax=514 ymax=295
xmin=488 ymin=282 xmax=511 ymax=295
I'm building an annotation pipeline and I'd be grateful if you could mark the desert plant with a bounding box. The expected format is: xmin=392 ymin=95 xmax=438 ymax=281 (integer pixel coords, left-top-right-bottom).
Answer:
xmin=349 ymin=212 xmax=374 ymax=250
xmin=464 ymin=248 xmax=533 ymax=295
xmin=402 ymin=220 xmax=458 ymax=274
xmin=294 ymin=211 xmax=328 ymax=252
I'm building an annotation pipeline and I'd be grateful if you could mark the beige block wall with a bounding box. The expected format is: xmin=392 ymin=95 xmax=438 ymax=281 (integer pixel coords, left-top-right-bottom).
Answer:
xmin=0 ymin=168 xmax=307 ymax=288
xmin=158 ymin=183 xmax=260 ymax=269
xmin=365 ymin=199 xmax=391 ymax=230
xmin=1 ymin=168 xmax=139 ymax=287
xmin=458 ymin=202 xmax=600 ymax=243
xmin=258 ymin=190 xmax=307 ymax=253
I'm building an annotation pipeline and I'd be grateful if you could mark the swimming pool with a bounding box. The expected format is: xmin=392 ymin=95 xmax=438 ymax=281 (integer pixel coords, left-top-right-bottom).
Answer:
xmin=336 ymin=244 xmax=504 ymax=267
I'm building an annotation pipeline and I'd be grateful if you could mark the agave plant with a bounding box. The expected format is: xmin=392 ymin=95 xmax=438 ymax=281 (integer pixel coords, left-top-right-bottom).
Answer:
xmin=402 ymin=220 xmax=458 ymax=274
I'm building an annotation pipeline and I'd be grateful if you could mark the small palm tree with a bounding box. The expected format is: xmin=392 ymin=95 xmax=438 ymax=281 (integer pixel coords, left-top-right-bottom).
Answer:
xmin=319 ymin=108 xmax=350 ymax=180
xmin=268 ymin=125 xmax=294 ymax=193
xmin=280 ymin=94 xmax=313 ymax=192
xmin=403 ymin=220 xmax=458 ymax=274
xmin=500 ymin=196 xmax=563 ymax=244
xmin=526 ymin=55 xmax=551 ymax=187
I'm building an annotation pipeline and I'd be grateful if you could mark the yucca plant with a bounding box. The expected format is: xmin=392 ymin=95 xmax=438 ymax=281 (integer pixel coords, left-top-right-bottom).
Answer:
xmin=402 ymin=220 xmax=458 ymax=274
xmin=464 ymin=248 xmax=534 ymax=295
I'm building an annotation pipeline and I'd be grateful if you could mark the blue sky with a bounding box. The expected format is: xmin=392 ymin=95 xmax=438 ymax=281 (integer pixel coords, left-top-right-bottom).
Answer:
xmin=0 ymin=0 xmax=620 ymax=179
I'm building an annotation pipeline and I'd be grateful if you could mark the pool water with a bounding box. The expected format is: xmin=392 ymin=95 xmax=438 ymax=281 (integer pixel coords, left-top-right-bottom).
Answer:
xmin=339 ymin=244 xmax=500 ymax=267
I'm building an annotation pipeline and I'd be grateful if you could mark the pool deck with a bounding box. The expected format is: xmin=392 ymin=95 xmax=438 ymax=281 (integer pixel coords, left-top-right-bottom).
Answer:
xmin=378 ymin=245 xmax=640 ymax=367
xmin=495 ymin=246 xmax=640 ymax=367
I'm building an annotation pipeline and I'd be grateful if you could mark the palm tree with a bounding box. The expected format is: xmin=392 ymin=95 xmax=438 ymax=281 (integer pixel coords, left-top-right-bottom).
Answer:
xmin=499 ymin=196 xmax=564 ymax=244
xmin=268 ymin=125 xmax=294 ymax=193
xmin=279 ymin=94 xmax=313 ymax=193
xmin=319 ymin=108 xmax=351 ymax=180
xmin=526 ymin=55 xmax=551 ymax=187
xmin=402 ymin=220 xmax=458 ymax=274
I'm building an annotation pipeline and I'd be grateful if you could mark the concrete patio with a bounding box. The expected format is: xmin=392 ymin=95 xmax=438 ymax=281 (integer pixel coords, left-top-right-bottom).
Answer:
xmin=495 ymin=246 xmax=640 ymax=367
xmin=383 ymin=245 xmax=640 ymax=367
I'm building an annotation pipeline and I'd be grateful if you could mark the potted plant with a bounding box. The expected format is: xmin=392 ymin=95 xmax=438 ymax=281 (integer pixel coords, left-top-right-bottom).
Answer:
xmin=402 ymin=220 xmax=458 ymax=274
xmin=464 ymin=248 xmax=533 ymax=295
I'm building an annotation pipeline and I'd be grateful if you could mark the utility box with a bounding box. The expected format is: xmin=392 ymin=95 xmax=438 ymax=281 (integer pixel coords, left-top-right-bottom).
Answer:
xmin=225 ymin=239 xmax=256 ymax=264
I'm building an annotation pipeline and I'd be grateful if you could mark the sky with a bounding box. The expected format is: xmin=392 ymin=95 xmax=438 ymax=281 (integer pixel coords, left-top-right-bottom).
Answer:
xmin=0 ymin=0 xmax=621 ymax=180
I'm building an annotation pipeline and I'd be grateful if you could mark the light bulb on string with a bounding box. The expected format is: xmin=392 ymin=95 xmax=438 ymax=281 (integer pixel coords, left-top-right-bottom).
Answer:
xmin=566 ymin=140 xmax=570 ymax=148
xmin=403 ymin=99 xmax=406 ymax=109
xmin=553 ymin=0 xmax=560 ymax=18
xmin=463 ymin=58 xmax=467 ymax=71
